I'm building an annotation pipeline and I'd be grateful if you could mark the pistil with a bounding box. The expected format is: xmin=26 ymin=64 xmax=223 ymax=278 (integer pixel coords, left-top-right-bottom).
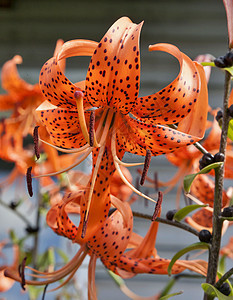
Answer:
xmin=74 ymin=91 xmax=99 ymax=147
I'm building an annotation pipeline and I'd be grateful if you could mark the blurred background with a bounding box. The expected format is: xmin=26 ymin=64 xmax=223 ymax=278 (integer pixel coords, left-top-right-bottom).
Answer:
xmin=0 ymin=0 xmax=232 ymax=299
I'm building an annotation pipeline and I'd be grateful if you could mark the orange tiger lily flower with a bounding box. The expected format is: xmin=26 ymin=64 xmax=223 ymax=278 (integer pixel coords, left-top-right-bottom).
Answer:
xmin=4 ymin=192 xmax=207 ymax=299
xmin=36 ymin=16 xmax=208 ymax=241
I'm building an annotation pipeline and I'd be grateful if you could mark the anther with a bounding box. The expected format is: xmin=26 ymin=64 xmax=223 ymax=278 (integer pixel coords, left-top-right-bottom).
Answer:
xmin=81 ymin=211 xmax=89 ymax=239
xmin=89 ymin=111 xmax=95 ymax=147
xmin=152 ymin=191 xmax=163 ymax=221
xmin=26 ymin=167 xmax=33 ymax=197
xmin=33 ymin=126 xmax=40 ymax=160
xmin=18 ymin=257 xmax=27 ymax=291
xmin=140 ymin=150 xmax=151 ymax=186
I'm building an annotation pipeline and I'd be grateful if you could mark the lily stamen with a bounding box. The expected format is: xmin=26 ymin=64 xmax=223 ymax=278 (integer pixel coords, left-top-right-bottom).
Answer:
xmin=89 ymin=111 xmax=95 ymax=147
xmin=74 ymin=91 xmax=99 ymax=147
xmin=33 ymin=126 xmax=40 ymax=160
xmin=26 ymin=167 xmax=33 ymax=197
xmin=140 ymin=149 xmax=151 ymax=186
xmin=4 ymin=245 xmax=88 ymax=288
xmin=111 ymin=131 xmax=156 ymax=204
xmin=33 ymin=147 xmax=93 ymax=179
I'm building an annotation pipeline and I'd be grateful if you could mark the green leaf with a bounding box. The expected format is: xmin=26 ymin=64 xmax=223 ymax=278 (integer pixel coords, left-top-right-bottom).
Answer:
xmin=227 ymin=119 xmax=233 ymax=141
xmin=160 ymin=291 xmax=183 ymax=299
xmin=168 ymin=242 xmax=210 ymax=276
xmin=173 ymin=204 xmax=208 ymax=222
xmin=183 ymin=162 xmax=223 ymax=193
xmin=218 ymin=256 xmax=226 ymax=275
xmin=220 ymin=216 xmax=233 ymax=221
xmin=201 ymin=283 xmax=233 ymax=299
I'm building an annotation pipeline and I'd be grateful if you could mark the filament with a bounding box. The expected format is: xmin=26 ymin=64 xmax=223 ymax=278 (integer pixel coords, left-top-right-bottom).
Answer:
xmin=111 ymin=131 xmax=156 ymax=204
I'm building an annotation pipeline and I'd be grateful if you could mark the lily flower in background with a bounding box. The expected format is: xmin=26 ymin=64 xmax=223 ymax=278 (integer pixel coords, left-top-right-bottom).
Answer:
xmin=0 ymin=240 xmax=20 ymax=293
xmin=223 ymin=0 xmax=233 ymax=49
xmin=36 ymin=16 xmax=208 ymax=242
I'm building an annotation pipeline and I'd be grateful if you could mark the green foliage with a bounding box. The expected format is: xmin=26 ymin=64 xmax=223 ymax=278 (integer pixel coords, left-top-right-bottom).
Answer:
xmin=201 ymin=283 xmax=233 ymax=299
xmin=183 ymin=162 xmax=223 ymax=193
xmin=168 ymin=242 xmax=210 ymax=276
xmin=173 ymin=204 xmax=208 ymax=222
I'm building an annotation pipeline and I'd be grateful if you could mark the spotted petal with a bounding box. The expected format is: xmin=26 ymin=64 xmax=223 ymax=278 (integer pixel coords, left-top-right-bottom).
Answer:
xmin=39 ymin=40 xmax=98 ymax=109
xmin=36 ymin=100 xmax=88 ymax=149
xmin=132 ymin=43 xmax=202 ymax=125
xmin=115 ymin=114 xmax=199 ymax=156
xmin=85 ymin=16 xmax=142 ymax=114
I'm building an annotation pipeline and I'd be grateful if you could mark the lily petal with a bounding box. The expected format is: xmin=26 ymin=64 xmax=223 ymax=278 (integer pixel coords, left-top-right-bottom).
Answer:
xmin=36 ymin=100 xmax=89 ymax=149
xmin=85 ymin=16 xmax=142 ymax=114
xmin=39 ymin=40 xmax=97 ymax=109
xmin=132 ymin=43 xmax=201 ymax=125
xmin=115 ymin=114 xmax=199 ymax=156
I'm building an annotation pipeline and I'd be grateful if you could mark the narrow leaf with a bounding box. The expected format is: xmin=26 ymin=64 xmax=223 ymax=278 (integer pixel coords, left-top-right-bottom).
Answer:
xmin=227 ymin=119 xmax=233 ymax=141
xmin=160 ymin=291 xmax=183 ymax=299
xmin=201 ymin=283 xmax=233 ymax=299
xmin=173 ymin=204 xmax=208 ymax=222
xmin=168 ymin=242 xmax=210 ymax=276
xmin=183 ymin=162 xmax=223 ymax=193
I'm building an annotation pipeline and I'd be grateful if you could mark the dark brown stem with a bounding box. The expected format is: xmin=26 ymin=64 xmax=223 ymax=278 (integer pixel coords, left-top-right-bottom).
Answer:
xmin=204 ymin=70 xmax=231 ymax=300
xmin=133 ymin=211 xmax=199 ymax=236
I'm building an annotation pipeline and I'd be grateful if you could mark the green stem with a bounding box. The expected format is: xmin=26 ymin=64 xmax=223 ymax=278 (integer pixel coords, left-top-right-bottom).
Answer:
xmin=215 ymin=267 xmax=233 ymax=289
xmin=204 ymin=70 xmax=231 ymax=300
xmin=132 ymin=211 xmax=199 ymax=236
xmin=200 ymin=62 xmax=216 ymax=67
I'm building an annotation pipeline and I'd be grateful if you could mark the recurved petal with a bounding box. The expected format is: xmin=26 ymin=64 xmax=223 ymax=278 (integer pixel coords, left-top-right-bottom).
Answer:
xmin=85 ymin=17 xmax=142 ymax=114
xmin=177 ymin=62 xmax=208 ymax=139
xmin=87 ymin=201 xmax=133 ymax=262
xmin=116 ymin=114 xmax=199 ymax=156
xmin=223 ymin=0 xmax=233 ymax=49
xmin=39 ymin=40 xmax=97 ymax=109
xmin=132 ymin=43 xmax=201 ymax=124
xmin=1 ymin=55 xmax=34 ymax=100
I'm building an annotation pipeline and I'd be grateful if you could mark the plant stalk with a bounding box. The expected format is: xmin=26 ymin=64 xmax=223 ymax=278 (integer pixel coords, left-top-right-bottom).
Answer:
xmin=203 ymin=70 xmax=231 ymax=300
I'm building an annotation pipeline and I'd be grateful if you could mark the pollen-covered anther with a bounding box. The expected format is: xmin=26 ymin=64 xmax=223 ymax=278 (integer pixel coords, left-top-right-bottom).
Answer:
xmin=140 ymin=149 xmax=151 ymax=186
xmin=26 ymin=166 xmax=33 ymax=197
xmin=33 ymin=126 xmax=40 ymax=160
xmin=152 ymin=191 xmax=163 ymax=221
xmin=89 ymin=111 xmax=95 ymax=147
